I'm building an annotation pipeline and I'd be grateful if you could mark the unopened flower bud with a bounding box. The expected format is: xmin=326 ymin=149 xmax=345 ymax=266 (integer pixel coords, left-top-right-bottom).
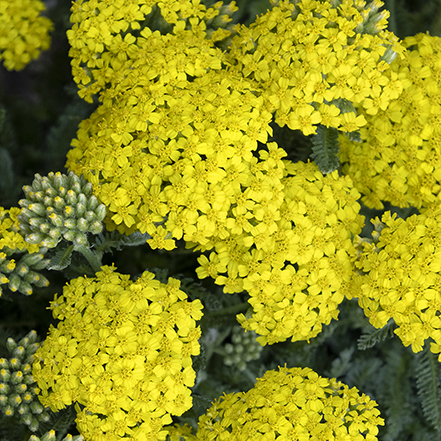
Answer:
xmin=89 ymin=221 xmax=103 ymax=234
xmin=77 ymin=218 xmax=89 ymax=232
xmin=95 ymin=204 xmax=106 ymax=220
xmin=73 ymin=233 xmax=88 ymax=246
xmin=76 ymin=202 xmax=86 ymax=217
xmin=78 ymin=192 xmax=88 ymax=206
xmin=65 ymin=190 xmax=77 ymax=205
xmin=28 ymin=204 xmax=45 ymax=217
xmin=19 ymin=281 xmax=33 ymax=296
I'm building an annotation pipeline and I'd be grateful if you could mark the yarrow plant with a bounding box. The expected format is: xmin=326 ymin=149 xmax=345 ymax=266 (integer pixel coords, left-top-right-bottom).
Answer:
xmin=1 ymin=0 xmax=441 ymax=440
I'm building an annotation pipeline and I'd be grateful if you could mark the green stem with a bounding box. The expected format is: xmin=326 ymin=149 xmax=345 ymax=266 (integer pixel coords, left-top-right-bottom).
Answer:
xmin=74 ymin=244 xmax=103 ymax=273
xmin=205 ymin=302 xmax=249 ymax=318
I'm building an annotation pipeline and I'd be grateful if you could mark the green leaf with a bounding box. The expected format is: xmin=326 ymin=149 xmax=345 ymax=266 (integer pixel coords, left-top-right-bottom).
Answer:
xmin=415 ymin=345 xmax=441 ymax=431
xmin=47 ymin=243 xmax=73 ymax=271
xmin=310 ymin=125 xmax=340 ymax=174
xmin=357 ymin=320 xmax=396 ymax=350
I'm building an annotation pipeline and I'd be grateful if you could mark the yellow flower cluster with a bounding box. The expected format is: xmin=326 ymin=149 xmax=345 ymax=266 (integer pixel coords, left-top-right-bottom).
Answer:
xmin=0 ymin=0 xmax=53 ymax=70
xmin=193 ymin=366 xmax=383 ymax=441
xmin=340 ymin=33 xmax=441 ymax=209
xmin=226 ymin=0 xmax=404 ymax=135
xmin=197 ymin=160 xmax=364 ymax=345
xmin=0 ymin=207 xmax=48 ymax=296
xmin=352 ymin=208 xmax=441 ymax=359
xmin=32 ymin=266 xmax=203 ymax=441
xmin=66 ymin=0 xmax=236 ymax=103
xmin=65 ymin=0 xmax=374 ymax=346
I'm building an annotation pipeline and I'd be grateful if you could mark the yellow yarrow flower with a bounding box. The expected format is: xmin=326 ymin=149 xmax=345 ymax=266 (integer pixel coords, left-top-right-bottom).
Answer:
xmin=0 ymin=0 xmax=53 ymax=70
xmin=340 ymin=33 xmax=441 ymax=209
xmin=193 ymin=160 xmax=364 ymax=345
xmin=352 ymin=208 xmax=441 ymax=359
xmin=226 ymin=0 xmax=404 ymax=136
xmin=195 ymin=366 xmax=384 ymax=441
xmin=33 ymin=266 xmax=203 ymax=440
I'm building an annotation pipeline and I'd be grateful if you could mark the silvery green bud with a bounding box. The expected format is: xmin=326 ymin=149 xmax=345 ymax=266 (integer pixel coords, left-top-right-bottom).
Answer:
xmin=53 ymin=172 xmax=68 ymax=189
xmin=77 ymin=193 xmax=87 ymax=206
xmin=76 ymin=202 xmax=86 ymax=217
xmin=96 ymin=204 xmax=106 ymax=220
xmin=64 ymin=218 xmax=76 ymax=229
xmin=73 ymin=233 xmax=88 ymax=246
xmin=0 ymin=395 xmax=7 ymax=406
xmin=21 ymin=253 xmax=46 ymax=267
xmin=41 ymin=237 xmax=59 ymax=248
xmin=77 ymin=218 xmax=89 ymax=232
xmin=15 ymin=383 xmax=27 ymax=394
xmin=90 ymin=221 xmax=103 ymax=234
xmin=65 ymin=190 xmax=77 ymax=205
xmin=88 ymin=195 xmax=99 ymax=210
xmin=26 ymin=233 xmax=45 ymax=244
xmin=0 ymin=358 xmax=7 ymax=369
xmin=6 ymin=338 xmax=16 ymax=353
xmin=30 ymin=401 xmax=43 ymax=414
xmin=11 ymin=370 xmax=24 ymax=384
xmin=24 ymin=374 xmax=35 ymax=385
xmin=85 ymin=211 xmax=96 ymax=222
xmin=38 ymin=412 xmax=50 ymax=422
xmin=28 ymin=203 xmax=45 ymax=217
xmin=39 ymin=223 xmax=51 ymax=234
xmin=20 ymin=410 xmax=32 ymax=424
xmin=18 ymin=281 xmax=33 ymax=296
xmin=29 ymin=417 xmax=39 ymax=432
xmin=48 ymin=227 xmax=62 ymax=240
xmin=16 ymin=263 xmax=29 ymax=277
xmin=4 ymin=404 xmax=14 ymax=416
xmin=53 ymin=196 xmax=65 ymax=210
xmin=71 ymin=182 xmax=81 ymax=194
xmin=12 ymin=345 xmax=25 ymax=358
xmin=0 ymin=369 xmax=10 ymax=382
xmin=0 ymin=382 xmax=10 ymax=394
xmin=9 ymin=394 xmax=22 ymax=406
xmin=63 ymin=230 xmax=76 ymax=241
xmin=8 ymin=274 xmax=21 ymax=292
xmin=49 ymin=213 xmax=64 ymax=228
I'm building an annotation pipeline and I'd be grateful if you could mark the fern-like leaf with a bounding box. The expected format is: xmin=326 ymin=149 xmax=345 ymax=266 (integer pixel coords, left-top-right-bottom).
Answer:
xmin=95 ymin=230 xmax=151 ymax=254
xmin=310 ymin=125 xmax=340 ymax=174
xmin=415 ymin=344 xmax=441 ymax=430
xmin=47 ymin=243 xmax=73 ymax=271
xmin=357 ymin=320 xmax=396 ymax=350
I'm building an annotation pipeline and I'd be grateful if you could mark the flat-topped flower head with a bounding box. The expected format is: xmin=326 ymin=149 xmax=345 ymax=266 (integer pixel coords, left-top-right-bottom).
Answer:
xmin=227 ymin=0 xmax=404 ymax=136
xmin=0 ymin=0 xmax=53 ymax=70
xmin=340 ymin=33 xmax=441 ymax=209
xmin=33 ymin=266 xmax=203 ymax=440
xmin=196 ymin=366 xmax=384 ymax=440
xmin=196 ymin=160 xmax=364 ymax=345
xmin=352 ymin=208 xmax=441 ymax=358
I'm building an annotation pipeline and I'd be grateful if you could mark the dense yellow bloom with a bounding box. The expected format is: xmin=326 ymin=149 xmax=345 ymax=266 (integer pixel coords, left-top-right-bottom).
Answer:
xmin=32 ymin=266 xmax=203 ymax=440
xmin=197 ymin=161 xmax=364 ymax=345
xmin=352 ymin=208 xmax=441 ymax=359
xmin=195 ymin=366 xmax=384 ymax=441
xmin=340 ymin=33 xmax=441 ymax=209
xmin=227 ymin=0 xmax=404 ymax=136
xmin=0 ymin=0 xmax=53 ymax=70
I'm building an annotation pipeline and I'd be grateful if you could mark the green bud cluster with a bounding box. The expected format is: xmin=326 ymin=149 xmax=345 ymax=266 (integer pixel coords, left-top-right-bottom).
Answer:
xmin=223 ymin=326 xmax=263 ymax=371
xmin=18 ymin=172 xmax=106 ymax=248
xmin=0 ymin=330 xmax=51 ymax=431
xmin=0 ymin=248 xmax=50 ymax=296
xmin=28 ymin=430 xmax=84 ymax=441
